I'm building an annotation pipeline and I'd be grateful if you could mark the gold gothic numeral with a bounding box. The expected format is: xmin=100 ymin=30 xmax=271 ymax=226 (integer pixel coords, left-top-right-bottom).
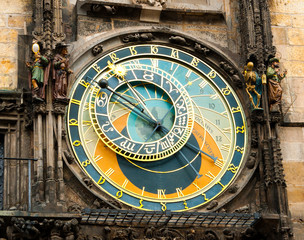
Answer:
xmin=71 ymin=99 xmax=81 ymax=105
xmin=110 ymin=53 xmax=119 ymax=62
xmin=129 ymin=46 xmax=137 ymax=55
xmin=97 ymin=176 xmax=105 ymax=185
xmin=79 ymin=79 xmax=90 ymax=88
xmin=236 ymin=126 xmax=245 ymax=133
xmin=207 ymin=70 xmax=217 ymax=79
xmin=139 ymin=199 xmax=144 ymax=208
xmin=171 ymin=49 xmax=179 ymax=58
xmin=116 ymin=190 xmax=123 ymax=199
xmin=227 ymin=164 xmax=239 ymax=173
xmin=69 ymin=119 xmax=78 ymax=126
xmin=202 ymin=193 xmax=209 ymax=201
xmin=161 ymin=202 xmax=167 ymax=211
xmin=235 ymin=146 xmax=244 ymax=154
xmin=217 ymin=180 xmax=226 ymax=189
xmin=92 ymin=63 xmax=102 ymax=73
xmin=232 ymin=106 xmax=241 ymax=113
xmin=183 ymin=200 xmax=189 ymax=209
xmin=190 ymin=57 xmax=199 ymax=67
xmin=151 ymin=46 xmax=158 ymax=54
xmin=81 ymin=159 xmax=91 ymax=167
xmin=221 ymin=86 xmax=231 ymax=95
xmin=73 ymin=140 xmax=81 ymax=146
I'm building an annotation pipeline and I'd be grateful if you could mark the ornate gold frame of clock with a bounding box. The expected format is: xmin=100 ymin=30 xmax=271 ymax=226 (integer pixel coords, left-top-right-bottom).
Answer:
xmin=65 ymin=28 xmax=258 ymax=218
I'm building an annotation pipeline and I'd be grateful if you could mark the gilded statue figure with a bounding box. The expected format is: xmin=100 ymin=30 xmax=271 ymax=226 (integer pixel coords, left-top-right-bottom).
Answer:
xmin=243 ymin=62 xmax=263 ymax=109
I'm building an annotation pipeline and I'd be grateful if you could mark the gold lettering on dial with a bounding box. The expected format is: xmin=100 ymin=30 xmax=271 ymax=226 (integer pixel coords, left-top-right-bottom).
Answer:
xmin=158 ymin=189 xmax=166 ymax=199
xmin=205 ymin=171 xmax=215 ymax=180
xmin=71 ymin=99 xmax=81 ymax=105
xmin=129 ymin=46 xmax=137 ymax=55
xmin=190 ymin=57 xmax=199 ymax=67
xmin=122 ymin=179 xmax=129 ymax=189
xmin=171 ymin=49 xmax=179 ymax=58
xmin=110 ymin=53 xmax=119 ymax=62
xmin=151 ymin=46 xmax=158 ymax=54
xmin=207 ymin=70 xmax=216 ymax=79
xmin=92 ymin=63 xmax=102 ymax=73
xmin=176 ymin=188 xmax=184 ymax=197
xmin=105 ymin=168 xmax=115 ymax=177
xmin=69 ymin=119 xmax=78 ymax=126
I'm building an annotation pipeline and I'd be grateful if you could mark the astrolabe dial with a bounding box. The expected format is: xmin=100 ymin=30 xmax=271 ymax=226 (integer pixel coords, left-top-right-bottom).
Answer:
xmin=67 ymin=44 xmax=248 ymax=211
xmin=89 ymin=62 xmax=195 ymax=161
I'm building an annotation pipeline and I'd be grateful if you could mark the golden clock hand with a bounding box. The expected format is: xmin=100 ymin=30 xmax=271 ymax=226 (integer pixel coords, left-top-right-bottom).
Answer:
xmin=111 ymin=95 xmax=157 ymax=127
xmin=159 ymin=126 xmax=218 ymax=162
xmin=98 ymin=79 xmax=145 ymax=113
xmin=98 ymin=80 xmax=158 ymax=126
xmin=122 ymin=76 xmax=158 ymax=123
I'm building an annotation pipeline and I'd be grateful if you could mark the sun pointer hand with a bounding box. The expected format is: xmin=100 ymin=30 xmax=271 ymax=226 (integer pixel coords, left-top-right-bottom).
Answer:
xmin=98 ymin=79 xmax=157 ymax=126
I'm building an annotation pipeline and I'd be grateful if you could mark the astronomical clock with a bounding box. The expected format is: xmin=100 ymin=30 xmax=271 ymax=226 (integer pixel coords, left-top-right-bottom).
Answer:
xmin=66 ymin=30 xmax=251 ymax=212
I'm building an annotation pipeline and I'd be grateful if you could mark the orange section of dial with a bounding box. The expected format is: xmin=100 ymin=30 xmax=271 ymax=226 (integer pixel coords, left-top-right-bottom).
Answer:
xmin=94 ymin=114 xmax=223 ymax=200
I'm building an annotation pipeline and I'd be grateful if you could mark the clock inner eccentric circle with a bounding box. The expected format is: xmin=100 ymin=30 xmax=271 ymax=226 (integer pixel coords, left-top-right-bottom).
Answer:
xmin=117 ymin=82 xmax=175 ymax=143
xmin=90 ymin=69 xmax=195 ymax=162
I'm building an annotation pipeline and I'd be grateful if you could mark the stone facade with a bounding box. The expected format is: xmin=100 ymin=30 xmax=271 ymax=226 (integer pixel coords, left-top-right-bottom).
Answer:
xmin=270 ymin=1 xmax=304 ymax=238
xmin=0 ymin=0 xmax=32 ymax=89
xmin=0 ymin=0 xmax=303 ymax=239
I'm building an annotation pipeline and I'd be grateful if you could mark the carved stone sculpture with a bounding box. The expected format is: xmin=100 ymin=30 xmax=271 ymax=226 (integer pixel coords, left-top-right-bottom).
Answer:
xmin=133 ymin=0 xmax=166 ymax=7
xmin=267 ymin=57 xmax=287 ymax=112
xmin=53 ymin=43 xmax=73 ymax=101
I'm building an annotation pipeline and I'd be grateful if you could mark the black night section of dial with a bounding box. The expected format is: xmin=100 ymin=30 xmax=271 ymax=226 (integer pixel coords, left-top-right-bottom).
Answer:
xmin=117 ymin=133 xmax=201 ymax=194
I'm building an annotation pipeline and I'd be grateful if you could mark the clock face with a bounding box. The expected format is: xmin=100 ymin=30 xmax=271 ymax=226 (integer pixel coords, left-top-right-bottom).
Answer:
xmin=67 ymin=44 xmax=248 ymax=211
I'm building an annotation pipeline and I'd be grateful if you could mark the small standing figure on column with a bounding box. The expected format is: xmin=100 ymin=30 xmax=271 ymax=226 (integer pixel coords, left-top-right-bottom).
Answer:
xmin=243 ymin=62 xmax=264 ymax=110
xmin=267 ymin=57 xmax=287 ymax=112
xmin=26 ymin=41 xmax=50 ymax=101
xmin=53 ymin=43 xmax=73 ymax=101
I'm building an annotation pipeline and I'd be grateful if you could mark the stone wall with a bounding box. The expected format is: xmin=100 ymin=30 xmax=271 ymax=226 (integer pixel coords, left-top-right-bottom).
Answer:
xmin=269 ymin=0 xmax=304 ymax=238
xmin=0 ymin=0 xmax=32 ymax=90
xmin=76 ymin=1 xmax=240 ymax=53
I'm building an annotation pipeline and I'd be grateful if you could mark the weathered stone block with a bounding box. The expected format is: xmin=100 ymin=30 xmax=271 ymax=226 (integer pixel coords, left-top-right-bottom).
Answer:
xmin=269 ymin=0 xmax=304 ymax=14
xmin=286 ymin=46 xmax=304 ymax=61
xmin=279 ymin=127 xmax=304 ymax=142
xmin=288 ymin=28 xmax=304 ymax=45
xmin=284 ymin=61 xmax=304 ymax=78
xmin=0 ymin=28 xmax=18 ymax=43
xmin=283 ymin=161 xmax=304 ymax=186
xmin=271 ymin=27 xmax=287 ymax=45
xmin=1 ymin=0 xmax=32 ymax=14
xmin=270 ymin=13 xmax=292 ymax=27
xmin=0 ymin=58 xmax=16 ymax=74
xmin=281 ymin=141 xmax=304 ymax=162
xmin=292 ymin=14 xmax=304 ymax=28
xmin=8 ymin=15 xmax=31 ymax=28
xmin=0 ymin=74 xmax=16 ymax=89
xmin=286 ymin=186 xmax=304 ymax=203
xmin=0 ymin=43 xmax=16 ymax=58
xmin=0 ymin=14 xmax=6 ymax=27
